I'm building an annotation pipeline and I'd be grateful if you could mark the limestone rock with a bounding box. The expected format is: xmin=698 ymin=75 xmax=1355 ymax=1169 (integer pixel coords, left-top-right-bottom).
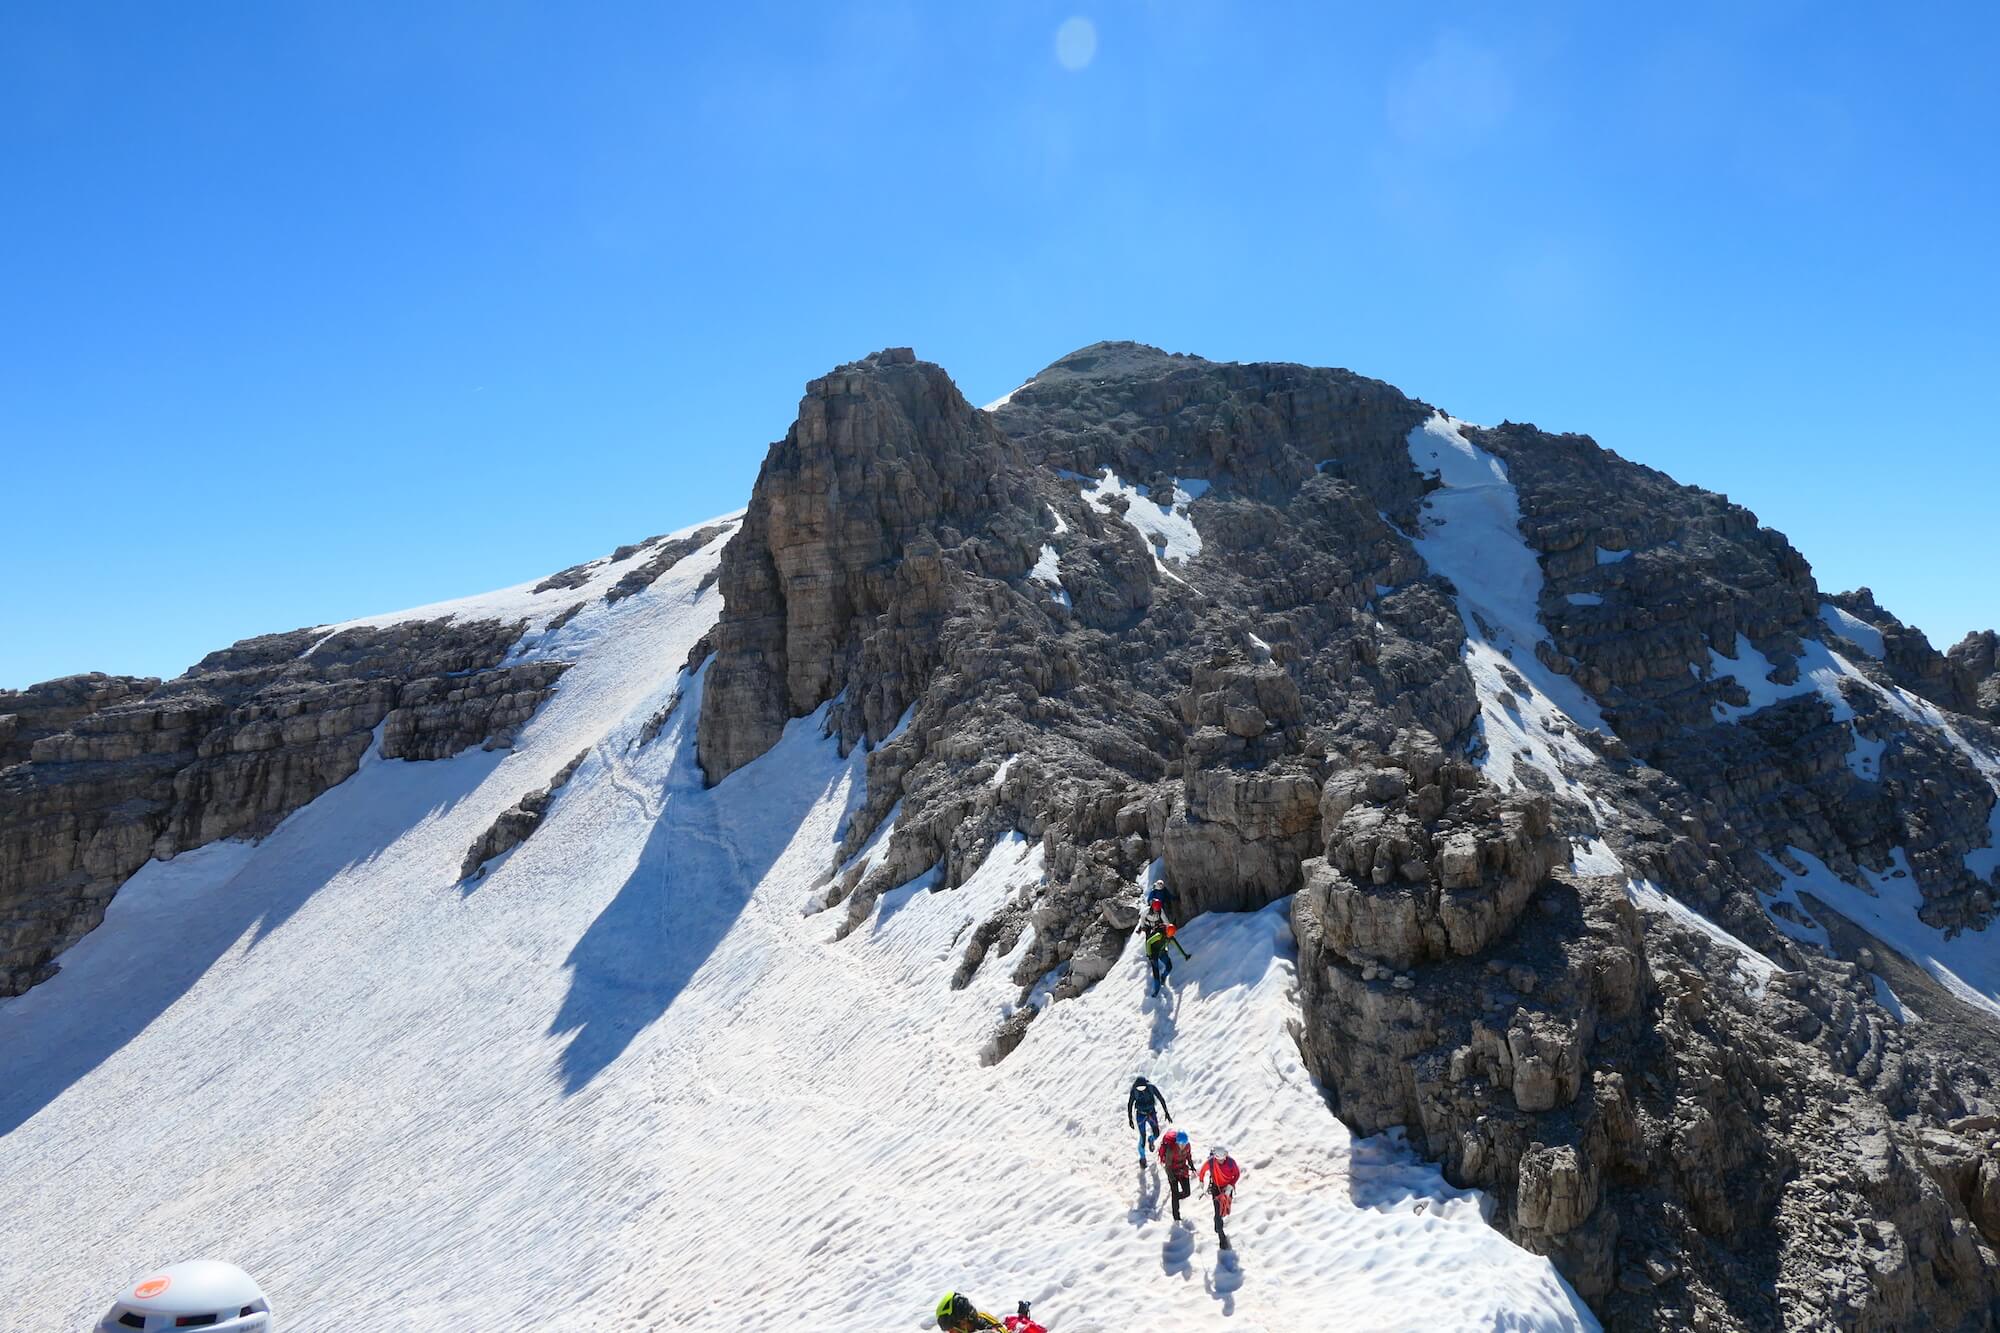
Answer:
xmin=1 ymin=616 xmax=569 ymax=995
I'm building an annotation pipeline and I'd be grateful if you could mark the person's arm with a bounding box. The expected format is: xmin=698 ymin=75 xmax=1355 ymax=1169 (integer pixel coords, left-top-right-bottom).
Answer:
xmin=1159 ymin=1090 xmax=1172 ymax=1122
xmin=1126 ymin=1089 xmax=1135 ymax=1128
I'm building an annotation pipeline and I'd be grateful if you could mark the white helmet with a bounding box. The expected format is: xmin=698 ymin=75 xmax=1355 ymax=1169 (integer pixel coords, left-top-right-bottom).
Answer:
xmin=96 ymin=1260 xmax=272 ymax=1331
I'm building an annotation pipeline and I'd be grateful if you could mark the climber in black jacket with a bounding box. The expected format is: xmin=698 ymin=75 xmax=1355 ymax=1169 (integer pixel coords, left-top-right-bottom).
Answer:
xmin=1127 ymin=1075 xmax=1173 ymax=1163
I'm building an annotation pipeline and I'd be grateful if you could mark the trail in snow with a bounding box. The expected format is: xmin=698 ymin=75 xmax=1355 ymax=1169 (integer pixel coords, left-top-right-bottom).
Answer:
xmin=1 ymin=522 xmax=1597 ymax=1331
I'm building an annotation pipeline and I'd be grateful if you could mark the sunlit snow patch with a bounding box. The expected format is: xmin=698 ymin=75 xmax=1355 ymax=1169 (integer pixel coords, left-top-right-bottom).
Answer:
xmin=1763 ymin=847 xmax=2000 ymax=1022
xmin=984 ymin=381 xmax=1031 ymax=411
xmin=1068 ymin=468 xmax=1208 ymax=577
xmin=301 ymin=512 xmax=744 ymax=657
xmin=1818 ymin=603 xmax=1885 ymax=659
xmin=1029 ymin=543 xmax=1071 ymax=606
xmin=1579 ymin=839 xmax=1776 ymax=998
xmin=1405 ymin=414 xmax=1605 ymax=793
xmin=1705 ymin=636 xmax=2000 ymax=861
xmin=1628 ymin=877 xmax=1779 ymax=998
xmin=1871 ymin=973 xmax=1921 ymax=1024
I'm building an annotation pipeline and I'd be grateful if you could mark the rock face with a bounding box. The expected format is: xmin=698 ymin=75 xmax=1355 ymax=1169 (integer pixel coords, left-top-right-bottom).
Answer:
xmin=1 ymin=618 xmax=567 ymax=995
xmin=697 ymin=348 xmax=1041 ymax=781
xmin=0 ymin=673 xmax=159 ymax=769
xmin=691 ymin=340 xmax=2000 ymax=1330
xmin=1949 ymin=629 xmax=2000 ymax=723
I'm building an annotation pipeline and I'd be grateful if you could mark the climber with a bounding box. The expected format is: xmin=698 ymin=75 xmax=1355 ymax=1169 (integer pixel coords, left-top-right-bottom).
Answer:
xmin=1199 ymin=1145 xmax=1242 ymax=1251
xmin=1143 ymin=925 xmax=1175 ymax=995
xmin=1158 ymin=1128 xmax=1196 ymax=1221
xmin=1138 ymin=905 xmax=1193 ymax=961
xmin=1004 ymin=1300 xmax=1048 ymax=1333
xmin=934 ymin=1292 xmax=1003 ymax=1330
xmin=1127 ymin=1074 xmax=1173 ymax=1162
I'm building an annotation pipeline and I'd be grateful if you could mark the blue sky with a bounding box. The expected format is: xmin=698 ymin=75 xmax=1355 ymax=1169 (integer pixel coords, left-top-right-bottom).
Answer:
xmin=3 ymin=2 xmax=1995 ymax=688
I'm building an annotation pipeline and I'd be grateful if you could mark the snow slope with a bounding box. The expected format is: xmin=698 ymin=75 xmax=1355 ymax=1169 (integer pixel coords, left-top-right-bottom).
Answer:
xmin=0 ymin=523 xmax=1596 ymax=1331
xmin=1405 ymin=415 xmax=1607 ymax=797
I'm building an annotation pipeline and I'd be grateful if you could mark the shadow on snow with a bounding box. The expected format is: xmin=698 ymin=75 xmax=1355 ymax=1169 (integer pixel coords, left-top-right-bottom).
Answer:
xmin=0 ymin=746 xmax=504 ymax=1139
xmin=546 ymin=683 xmax=853 ymax=1095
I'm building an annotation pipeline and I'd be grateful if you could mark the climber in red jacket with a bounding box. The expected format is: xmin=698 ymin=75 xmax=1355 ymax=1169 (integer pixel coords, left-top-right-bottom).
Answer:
xmin=1158 ymin=1128 xmax=1196 ymax=1221
xmin=1003 ymin=1301 xmax=1047 ymax=1333
xmin=1199 ymin=1145 xmax=1242 ymax=1251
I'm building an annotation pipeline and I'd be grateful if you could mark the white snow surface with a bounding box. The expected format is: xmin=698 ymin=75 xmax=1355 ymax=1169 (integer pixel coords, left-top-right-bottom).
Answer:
xmin=0 ymin=521 xmax=1596 ymax=1331
xmin=1762 ymin=848 xmax=2000 ymax=1022
xmin=1871 ymin=973 xmax=1921 ymax=1024
xmin=1030 ymin=542 xmax=1072 ymax=606
xmin=1819 ymin=603 xmax=1886 ymax=659
xmin=1405 ymin=414 xmax=1607 ymax=795
xmin=1069 ymin=468 xmax=1208 ymax=574
xmin=1579 ymin=839 xmax=1776 ymax=999
xmin=304 ymin=511 xmax=742 ymax=653
xmin=984 ymin=382 xmax=1031 ymax=412
xmin=1626 ymin=877 xmax=1779 ymax=999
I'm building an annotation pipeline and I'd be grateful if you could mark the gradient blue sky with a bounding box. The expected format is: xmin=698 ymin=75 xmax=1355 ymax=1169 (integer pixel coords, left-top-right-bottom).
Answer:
xmin=4 ymin=2 xmax=1995 ymax=688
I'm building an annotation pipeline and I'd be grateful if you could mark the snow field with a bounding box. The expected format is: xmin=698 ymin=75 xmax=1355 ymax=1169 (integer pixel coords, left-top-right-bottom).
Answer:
xmin=302 ymin=511 xmax=743 ymax=651
xmin=1818 ymin=603 xmax=1886 ymax=659
xmin=0 ymin=512 xmax=1602 ymax=1331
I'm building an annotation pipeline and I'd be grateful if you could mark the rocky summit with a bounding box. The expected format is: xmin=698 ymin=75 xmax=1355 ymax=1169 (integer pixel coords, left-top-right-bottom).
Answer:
xmin=8 ymin=341 xmax=2000 ymax=1330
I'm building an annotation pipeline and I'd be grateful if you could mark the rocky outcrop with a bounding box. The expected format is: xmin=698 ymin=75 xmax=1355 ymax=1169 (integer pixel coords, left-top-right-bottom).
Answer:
xmin=460 ymin=749 xmax=588 ymax=882
xmin=1160 ymin=659 xmax=1320 ymax=914
xmin=1949 ymin=630 xmax=2000 ymax=723
xmin=1 ymin=618 xmax=568 ymax=995
xmin=696 ymin=348 xmax=1042 ymax=782
xmin=1301 ymin=737 xmax=1565 ymax=974
xmin=0 ymin=673 xmax=159 ymax=769
xmin=676 ymin=342 xmax=2000 ymax=1330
